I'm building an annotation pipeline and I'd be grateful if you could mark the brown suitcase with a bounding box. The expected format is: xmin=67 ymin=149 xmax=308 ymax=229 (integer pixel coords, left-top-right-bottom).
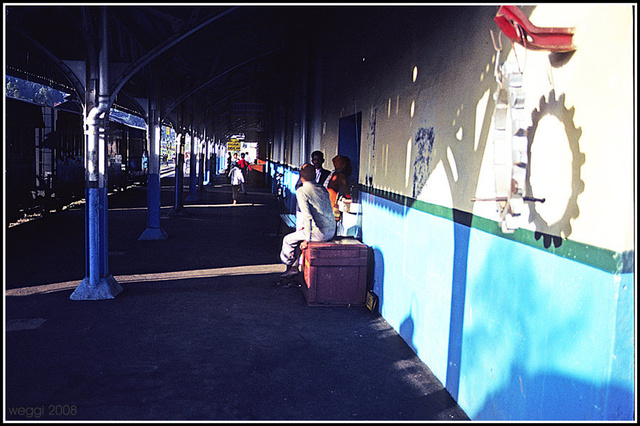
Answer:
xmin=301 ymin=238 xmax=368 ymax=306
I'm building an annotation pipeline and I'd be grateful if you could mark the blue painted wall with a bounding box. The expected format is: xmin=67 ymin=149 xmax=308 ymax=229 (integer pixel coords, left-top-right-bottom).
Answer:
xmin=360 ymin=190 xmax=634 ymax=420
xmin=265 ymin=5 xmax=635 ymax=421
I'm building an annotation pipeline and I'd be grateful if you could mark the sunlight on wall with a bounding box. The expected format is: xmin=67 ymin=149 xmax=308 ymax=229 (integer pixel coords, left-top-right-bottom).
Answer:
xmin=361 ymin=192 xmax=456 ymax=382
xmin=420 ymin=160 xmax=454 ymax=209
xmin=460 ymin=227 xmax=632 ymax=420
xmin=501 ymin=4 xmax=635 ymax=252
xmin=384 ymin=144 xmax=389 ymax=176
xmin=529 ymin=114 xmax=573 ymax=225
xmin=320 ymin=4 xmax=634 ymax=420
xmin=362 ymin=190 xmax=634 ymax=420
xmin=447 ymin=146 xmax=458 ymax=182
xmin=470 ymin=86 xmax=497 ymax=217
xmin=475 ymin=89 xmax=491 ymax=151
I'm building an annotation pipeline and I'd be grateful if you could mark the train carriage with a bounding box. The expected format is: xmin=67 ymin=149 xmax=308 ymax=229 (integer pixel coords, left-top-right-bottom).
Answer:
xmin=5 ymin=96 xmax=148 ymax=222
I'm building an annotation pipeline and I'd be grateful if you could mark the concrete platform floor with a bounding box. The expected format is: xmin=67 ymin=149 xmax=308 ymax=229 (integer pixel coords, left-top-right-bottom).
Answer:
xmin=5 ymin=177 xmax=470 ymax=421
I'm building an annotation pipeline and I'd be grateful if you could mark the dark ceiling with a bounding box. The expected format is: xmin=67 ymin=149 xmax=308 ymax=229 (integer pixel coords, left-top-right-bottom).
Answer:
xmin=4 ymin=5 xmax=469 ymax=136
xmin=4 ymin=5 xmax=346 ymax=133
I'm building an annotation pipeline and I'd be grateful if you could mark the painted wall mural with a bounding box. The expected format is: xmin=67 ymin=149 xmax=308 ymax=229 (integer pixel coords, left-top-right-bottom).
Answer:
xmin=527 ymin=89 xmax=585 ymax=246
xmin=411 ymin=126 xmax=435 ymax=199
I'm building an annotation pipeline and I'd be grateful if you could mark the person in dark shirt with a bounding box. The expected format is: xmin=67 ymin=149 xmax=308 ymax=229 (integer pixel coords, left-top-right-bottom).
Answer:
xmin=237 ymin=153 xmax=251 ymax=194
xmin=311 ymin=151 xmax=331 ymax=185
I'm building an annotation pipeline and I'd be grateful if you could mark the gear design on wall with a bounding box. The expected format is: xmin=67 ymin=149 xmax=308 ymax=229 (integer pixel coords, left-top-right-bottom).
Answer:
xmin=526 ymin=89 xmax=585 ymax=246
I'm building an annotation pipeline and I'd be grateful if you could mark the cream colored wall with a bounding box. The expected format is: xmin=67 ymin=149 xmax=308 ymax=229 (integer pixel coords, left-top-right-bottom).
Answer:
xmin=474 ymin=4 xmax=635 ymax=252
xmin=527 ymin=4 xmax=634 ymax=253
xmin=318 ymin=5 xmax=635 ymax=253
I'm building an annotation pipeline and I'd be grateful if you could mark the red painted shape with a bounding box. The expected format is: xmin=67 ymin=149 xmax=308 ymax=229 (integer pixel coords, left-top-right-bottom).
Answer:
xmin=494 ymin=5 xmax=576 ymax=52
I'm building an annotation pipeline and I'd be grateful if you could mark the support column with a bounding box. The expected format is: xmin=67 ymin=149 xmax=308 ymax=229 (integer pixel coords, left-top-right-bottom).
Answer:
xmin=208 ymin=138 xmax=217 ymax=185
xmin=139 ymin=91 xmax=168 ymax=240
xmin=203 ymin=132 xmax=210 ymax=185
xmin=209 ymin=139 xmax=218 ymax=182
xmin=186 ymin=126 xmax=199 ymax=201
xmin=198 ymin=138 xmax=205 ymax=191
xmin=300 ymin=47 xmax=309 ymax=165
xmin=100 ymin=117 xmax=110 ymax=278
xmin=71 ymin=6 xmax=122 ymax=300
xmin=168 ymin=108 xmax=187 ymax=216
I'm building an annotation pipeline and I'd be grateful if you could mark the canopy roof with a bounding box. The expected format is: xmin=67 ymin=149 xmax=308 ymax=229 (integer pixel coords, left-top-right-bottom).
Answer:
xmin=5 ymin=5 xmax=338 ymax=134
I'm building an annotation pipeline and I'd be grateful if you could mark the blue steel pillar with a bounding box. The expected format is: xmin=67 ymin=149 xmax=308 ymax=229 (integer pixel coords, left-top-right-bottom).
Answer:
xmin=186 ymin=129 xmax=199 ymax=202
xmin=71 ymin=6 xmax=122 ymax=300
xmin=139 ymin=95 xmax=168 ymax=240
xmin=168 ymin=129 xmax=188 ymax=216
xmin=198 ymin=138 xmax=205 ymax=191
xmin=210 ymin=141 xmax=216 ymax=184
xmin=203 ymin=133 xmax=210 ymax=185
xmin=206 ymin=136 xmax=217 ymax=186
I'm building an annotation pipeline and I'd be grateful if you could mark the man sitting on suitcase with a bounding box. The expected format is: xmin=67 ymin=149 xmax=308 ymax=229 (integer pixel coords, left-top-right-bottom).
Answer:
xmin=279 ymin=163 xmax=336 ymax=278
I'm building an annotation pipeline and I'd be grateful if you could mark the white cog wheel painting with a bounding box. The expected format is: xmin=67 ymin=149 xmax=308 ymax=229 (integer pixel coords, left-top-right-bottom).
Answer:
xmin=526 ymin=89 xmax=585 ymax=247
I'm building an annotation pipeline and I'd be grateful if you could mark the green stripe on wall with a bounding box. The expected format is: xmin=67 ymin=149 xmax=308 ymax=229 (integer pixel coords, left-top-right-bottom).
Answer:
xmin=361 ymin=186 xmax=633 ymax=275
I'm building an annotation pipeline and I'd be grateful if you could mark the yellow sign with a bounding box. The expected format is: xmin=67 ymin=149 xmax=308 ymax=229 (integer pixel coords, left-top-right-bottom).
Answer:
xmin=227 ymin=140 xmax=241 ymax=151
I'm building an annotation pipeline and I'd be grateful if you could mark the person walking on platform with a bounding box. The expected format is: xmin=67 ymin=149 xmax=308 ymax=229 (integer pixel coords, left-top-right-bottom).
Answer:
xmin=237 ymin=153 xmax=251 ymax=194
xmin=228 ymin=161 xmax=244 ymax=204
xmin=226 ymin=152 xmax=232 ymax=173
xmin=280 ymin=163 xmax=336 ymax=278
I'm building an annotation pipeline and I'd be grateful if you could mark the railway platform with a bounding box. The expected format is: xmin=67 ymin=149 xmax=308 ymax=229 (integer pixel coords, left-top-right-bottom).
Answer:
xmin=5 ymin=176 xmax=469 ymax=421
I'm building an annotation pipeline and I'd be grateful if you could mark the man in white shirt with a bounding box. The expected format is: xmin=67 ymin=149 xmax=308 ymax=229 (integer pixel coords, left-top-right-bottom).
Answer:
xmin=294 ymin=151 xmax=331 ymax=230
xmin=280 ymin=163 xmax=336 ymax=278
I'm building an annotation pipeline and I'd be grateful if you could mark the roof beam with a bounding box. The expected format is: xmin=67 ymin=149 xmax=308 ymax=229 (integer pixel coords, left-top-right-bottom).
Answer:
xmin=164 ymin=46 xmax=283 ymax=120
xmin=10 ymin=26 xmax=86 ymax=103
xmin=109 ymin=6 xmax=239 ymax=106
